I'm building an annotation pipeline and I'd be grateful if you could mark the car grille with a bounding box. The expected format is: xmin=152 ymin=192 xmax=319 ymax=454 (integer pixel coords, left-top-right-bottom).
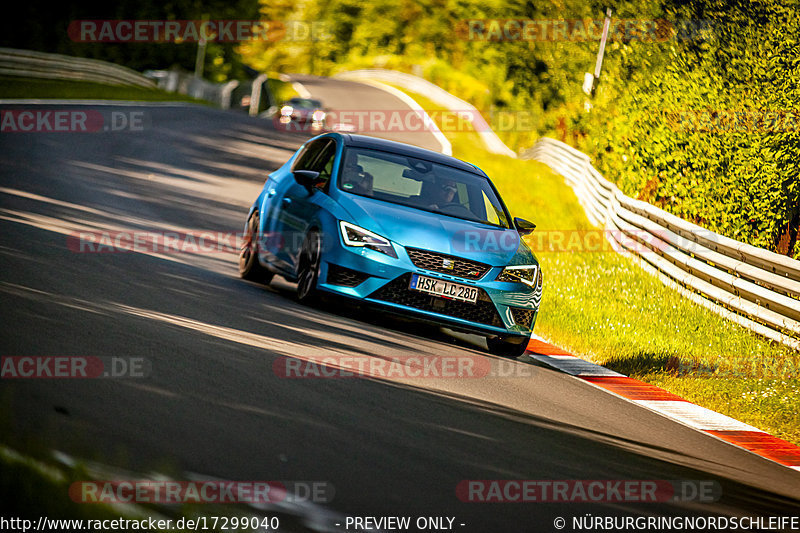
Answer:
xmin=368 ymin=274 xmax=503 ymax=328
xmin=406 ymin=248 xmax=490 ymax=280
xmin=327 ymin=264 xmax=369 ymax=287
xmin=509 ymin=307 xmax=536 ymax=330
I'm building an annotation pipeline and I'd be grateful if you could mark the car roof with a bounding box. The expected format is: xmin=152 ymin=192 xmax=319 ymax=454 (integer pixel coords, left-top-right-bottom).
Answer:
xmin=288 ymin=97 xmax=322 ymax=105
xmin=338 ymin=134 xmax=486 ymax=176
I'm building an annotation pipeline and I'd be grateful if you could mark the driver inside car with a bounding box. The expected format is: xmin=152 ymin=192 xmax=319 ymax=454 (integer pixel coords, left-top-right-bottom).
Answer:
xmin=341 ymin=159 xmax=374 ymax=196
xmin=426 ymin=176 xmax=457 ymax=210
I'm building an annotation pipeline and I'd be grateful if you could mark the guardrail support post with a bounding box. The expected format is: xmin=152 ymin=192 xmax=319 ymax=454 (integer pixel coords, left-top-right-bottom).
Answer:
xmin=250 ymin=74 xmax=268 ymax=116
xmin=221 ymin=80 xmax=239 ymax=110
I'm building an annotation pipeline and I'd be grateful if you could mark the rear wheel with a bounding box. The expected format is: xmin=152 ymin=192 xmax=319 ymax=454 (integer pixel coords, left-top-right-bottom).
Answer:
xmin=239 ymin=212 xmax=274 ymax=284
xmin=297 ymin=230 xmax=322 ymax=304
xmin=486 ymin=336 xmax=529 ymax=357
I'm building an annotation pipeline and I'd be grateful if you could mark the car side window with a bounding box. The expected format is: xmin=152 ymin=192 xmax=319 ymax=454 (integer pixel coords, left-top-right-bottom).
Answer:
xmin=312 ymin=141 xmax=336 ymax=190
xmin=291 ymin=139 xmax=337 ymax=192
xmin=293 ymin=139 xmax=327 ymax=171
xmin=304 ymin=140 xmax=336 ymax=192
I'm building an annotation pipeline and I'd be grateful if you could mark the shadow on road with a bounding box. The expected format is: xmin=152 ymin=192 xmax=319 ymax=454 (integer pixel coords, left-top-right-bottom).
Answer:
xmin=2 ymin=103 xmax=798 ymax=528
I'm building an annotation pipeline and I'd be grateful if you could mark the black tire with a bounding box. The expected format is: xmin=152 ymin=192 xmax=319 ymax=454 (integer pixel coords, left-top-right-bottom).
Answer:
xmin=239 ymin=212 xmax=274 ymax=284
xmin=486 ymin=336 xmax=529 ymax=357
xmin=297 ymin=230 xmax=322 ymax=304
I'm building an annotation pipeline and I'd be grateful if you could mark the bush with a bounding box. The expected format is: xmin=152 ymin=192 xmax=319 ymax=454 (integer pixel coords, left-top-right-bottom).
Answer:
xmin=578 ymin=0 xmax=800 ymax=258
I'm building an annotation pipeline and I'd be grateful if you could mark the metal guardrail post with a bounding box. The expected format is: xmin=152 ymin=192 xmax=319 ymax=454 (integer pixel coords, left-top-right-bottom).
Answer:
xmin=220 ymin=80 xmax=239 ymax=110
xmin=249 ymin=74 xmax=268 ymax=116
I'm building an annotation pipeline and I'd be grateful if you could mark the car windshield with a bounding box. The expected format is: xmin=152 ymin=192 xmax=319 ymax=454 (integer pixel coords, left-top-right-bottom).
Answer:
xmin=337 ymin=147 xmax=512 ymax=229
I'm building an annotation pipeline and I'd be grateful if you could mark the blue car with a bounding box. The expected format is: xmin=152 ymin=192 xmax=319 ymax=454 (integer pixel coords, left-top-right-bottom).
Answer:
xmin=239 ymin=133 xmax=542 ymax=356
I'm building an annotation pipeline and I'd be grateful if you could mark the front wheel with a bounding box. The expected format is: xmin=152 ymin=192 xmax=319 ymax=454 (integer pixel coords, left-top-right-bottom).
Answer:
xmin=297 ymin=230 xmax=322 ymax=304
xmin=239 ymin=212 xmax=274 ymax=284
xmin=486 ymin=336 xmax=529 ymax=358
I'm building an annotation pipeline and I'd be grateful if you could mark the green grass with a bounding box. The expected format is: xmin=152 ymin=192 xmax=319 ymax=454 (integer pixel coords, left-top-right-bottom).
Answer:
xmin=0 ymin=76 xmax=207 ymax=103
xmin=391 ymin=86 xmax=800 ymax=445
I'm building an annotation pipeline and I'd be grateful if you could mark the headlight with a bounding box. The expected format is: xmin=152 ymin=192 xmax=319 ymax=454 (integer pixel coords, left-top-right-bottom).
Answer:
xmin=339 ymin=221 xmax=397 ymax=258
xmin=280 ymin=105 xmax=293 ymax=116
xmin=312 ymin=109 xmax=326 ymax=122
xmin=496 ymin=265 xmax=539 ymax=287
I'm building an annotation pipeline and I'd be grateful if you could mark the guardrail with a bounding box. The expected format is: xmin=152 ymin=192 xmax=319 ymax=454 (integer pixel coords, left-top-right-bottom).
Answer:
xmin=1 ymin=47 xmax=274 ymax=115
xmin=145 ymin=69 xmax=240 ymax=109
xmin=0 ymin=47 xmax=155 ymax=88
xmin=146 ymin=69 xmax=272 ymax=113
xmin=524 ymin=137 xmax=800 ymax=351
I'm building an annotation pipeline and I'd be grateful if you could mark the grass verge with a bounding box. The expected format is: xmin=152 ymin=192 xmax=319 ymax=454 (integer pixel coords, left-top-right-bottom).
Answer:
xmin=0 ymin=76 xmax=207 ymax=103
xmin=386 ymin=85 xmax=800 ymax=445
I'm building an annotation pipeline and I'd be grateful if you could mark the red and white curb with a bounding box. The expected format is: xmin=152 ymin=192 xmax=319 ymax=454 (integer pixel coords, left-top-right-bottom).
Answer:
xmin=525 ymin=336 xmax=800 ymax=472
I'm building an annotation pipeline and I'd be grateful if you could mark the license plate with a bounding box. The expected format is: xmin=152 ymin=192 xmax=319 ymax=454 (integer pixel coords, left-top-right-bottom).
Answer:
xmin=409 ymin=274 xmax=478 ymax=304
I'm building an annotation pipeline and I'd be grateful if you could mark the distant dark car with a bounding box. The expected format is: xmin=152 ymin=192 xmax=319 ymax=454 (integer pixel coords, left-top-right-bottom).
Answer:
xmin=278 ymin=97 xmax=327 ymax=130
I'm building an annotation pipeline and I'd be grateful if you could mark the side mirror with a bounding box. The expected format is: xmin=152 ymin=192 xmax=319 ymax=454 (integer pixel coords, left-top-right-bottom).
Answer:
xmin=514 ymin=217 xmax=536 ymax=236
xmin=293 ymin=170 xmax=320 ymax=192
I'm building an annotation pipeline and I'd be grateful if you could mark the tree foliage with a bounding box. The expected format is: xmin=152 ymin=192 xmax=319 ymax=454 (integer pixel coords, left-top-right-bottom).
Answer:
xmin=1 ymin=0 xmax=260 ymax=81
xmin=583 ymin=0 xmax=800 ymax=257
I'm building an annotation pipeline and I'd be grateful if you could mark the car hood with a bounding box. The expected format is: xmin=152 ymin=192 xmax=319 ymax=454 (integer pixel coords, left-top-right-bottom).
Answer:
xmin=337 ymin=193 xmax=536 ymax=266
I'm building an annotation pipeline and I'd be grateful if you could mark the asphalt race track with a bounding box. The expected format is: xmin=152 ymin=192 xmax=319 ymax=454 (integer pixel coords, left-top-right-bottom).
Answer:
xmin=1 ymin=87 xmax=799 ymax=531
xmin=289 ymin=74 xmax=445 ymax=152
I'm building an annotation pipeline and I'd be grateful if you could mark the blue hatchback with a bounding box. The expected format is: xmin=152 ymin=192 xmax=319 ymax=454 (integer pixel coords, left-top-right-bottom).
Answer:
xmin=239 ymin=133 xmax=542 ymax=356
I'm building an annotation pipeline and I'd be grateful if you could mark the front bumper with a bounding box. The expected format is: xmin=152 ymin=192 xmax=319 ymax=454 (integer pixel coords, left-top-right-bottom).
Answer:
xmin=316 ymin=237 xmax=540 ymax=338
